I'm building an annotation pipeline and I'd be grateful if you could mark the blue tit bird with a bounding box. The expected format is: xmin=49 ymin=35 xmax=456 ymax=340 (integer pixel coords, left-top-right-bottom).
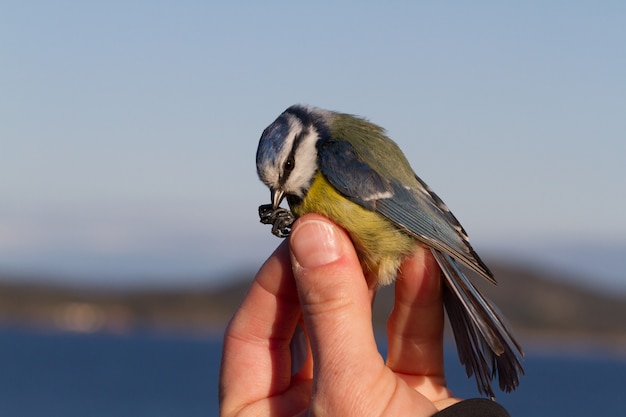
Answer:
xmin=256 ymin=104 xmax=523 ymax=398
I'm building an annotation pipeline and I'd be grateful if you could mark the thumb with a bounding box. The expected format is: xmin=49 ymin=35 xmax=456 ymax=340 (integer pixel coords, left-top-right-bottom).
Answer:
xmin=288 ymin=214 xmax=381 ymax=384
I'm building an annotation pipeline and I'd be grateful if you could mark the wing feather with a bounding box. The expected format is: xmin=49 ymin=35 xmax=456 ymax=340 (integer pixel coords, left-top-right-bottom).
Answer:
xmin=318 ymin=137 xmax=524 ymax=396
xmin=318 ymin=138 xmax=492 ymax=282
xmin=432 ymin=250 xmax=524 ymax=396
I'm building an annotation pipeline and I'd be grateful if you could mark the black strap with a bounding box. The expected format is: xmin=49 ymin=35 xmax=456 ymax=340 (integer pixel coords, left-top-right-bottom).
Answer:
xmin=432 ymin=398 xmax=510 ymax=417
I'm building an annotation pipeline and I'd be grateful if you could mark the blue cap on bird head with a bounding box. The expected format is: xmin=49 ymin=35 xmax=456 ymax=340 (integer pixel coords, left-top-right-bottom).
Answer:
xmin=256 ymin=113 xmax=292 ymax=169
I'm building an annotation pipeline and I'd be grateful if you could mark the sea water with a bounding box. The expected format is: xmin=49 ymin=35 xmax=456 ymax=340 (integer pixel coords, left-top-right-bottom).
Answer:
xmin=0 ymin=328 xmax=624 ymax=417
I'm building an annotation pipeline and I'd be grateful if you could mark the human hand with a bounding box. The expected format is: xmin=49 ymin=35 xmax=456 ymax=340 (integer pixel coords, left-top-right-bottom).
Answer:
xmin=219 ymin=213 xmax=459 ymax=416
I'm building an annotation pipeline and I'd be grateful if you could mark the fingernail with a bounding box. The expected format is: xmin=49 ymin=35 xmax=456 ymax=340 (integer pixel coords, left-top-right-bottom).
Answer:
xmin=290 ymin=220 xmax=343 ymax=268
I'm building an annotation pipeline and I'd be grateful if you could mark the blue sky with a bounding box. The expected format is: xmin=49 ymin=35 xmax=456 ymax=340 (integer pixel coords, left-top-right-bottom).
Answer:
xmin=1 ymin=2 xmax=625 ymax=289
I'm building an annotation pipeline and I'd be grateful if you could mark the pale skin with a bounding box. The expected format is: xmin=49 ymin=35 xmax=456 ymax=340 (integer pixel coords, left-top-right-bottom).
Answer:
xmin=219 ymin=213 xmax=460 ymax=416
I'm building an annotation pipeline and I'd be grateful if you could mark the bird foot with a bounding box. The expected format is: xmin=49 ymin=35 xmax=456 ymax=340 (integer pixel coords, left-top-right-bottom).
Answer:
xmin=259 ymin=204 xmax=294 ymax=238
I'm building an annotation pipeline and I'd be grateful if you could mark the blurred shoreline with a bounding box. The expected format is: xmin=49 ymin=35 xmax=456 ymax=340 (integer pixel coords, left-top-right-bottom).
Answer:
xmin=1 ymin=258 xmax=625 ymax=354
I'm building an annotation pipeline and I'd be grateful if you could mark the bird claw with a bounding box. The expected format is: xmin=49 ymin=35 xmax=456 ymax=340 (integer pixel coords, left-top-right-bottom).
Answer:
xmin=259 ymin=204 xmax=294 ymax=238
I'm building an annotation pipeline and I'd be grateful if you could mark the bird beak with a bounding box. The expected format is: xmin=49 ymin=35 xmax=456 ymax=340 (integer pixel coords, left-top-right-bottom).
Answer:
xmin=271 ymin=188 xmax=285 ymax=209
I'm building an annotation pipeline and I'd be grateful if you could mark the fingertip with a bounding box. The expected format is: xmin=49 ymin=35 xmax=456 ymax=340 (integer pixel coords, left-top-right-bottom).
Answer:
xmin=396 ymin=247 xmax=442 ymax=305
xmin=288 ymin=213 xmax=366 ymax=300
xmin=289 ymin=215 xmax=346 ymax=269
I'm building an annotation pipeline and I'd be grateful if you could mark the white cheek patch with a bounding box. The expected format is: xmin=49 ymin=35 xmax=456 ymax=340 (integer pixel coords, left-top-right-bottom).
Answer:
xmin=259 ymin=170 xmax=279 ymax=188
xmin=284 ymin=129 xmax=319 ymax=196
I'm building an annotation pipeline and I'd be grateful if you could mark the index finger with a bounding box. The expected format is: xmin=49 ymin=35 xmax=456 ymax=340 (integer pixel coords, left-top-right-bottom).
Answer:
xmin=386 ymin=246 xmax=449 ymax=396
xmin=219 ymin=240 xmax=304 ymax=415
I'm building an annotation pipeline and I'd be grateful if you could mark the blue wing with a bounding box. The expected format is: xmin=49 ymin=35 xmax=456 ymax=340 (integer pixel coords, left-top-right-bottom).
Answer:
xmin=317 ymin=138 xmax=523 ymax=396
xmin=317 ymin=138 xmax=492 ymax=281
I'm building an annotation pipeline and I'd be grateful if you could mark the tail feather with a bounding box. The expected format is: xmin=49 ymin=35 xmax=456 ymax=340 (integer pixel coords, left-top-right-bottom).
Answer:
xmin=431 ymin=250 xmax=524 ymax=397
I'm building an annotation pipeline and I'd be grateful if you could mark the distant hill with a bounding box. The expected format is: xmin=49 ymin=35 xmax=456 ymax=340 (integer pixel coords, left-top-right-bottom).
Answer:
xmin=373 ymin=260 xmax=626 ymax=346
xmin=1 ymin=259 xmax=625 ymax=347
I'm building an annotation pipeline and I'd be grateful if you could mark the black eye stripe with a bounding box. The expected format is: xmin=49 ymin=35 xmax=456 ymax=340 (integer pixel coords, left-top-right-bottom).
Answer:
xmin=281 ymin=128 xmax=308 ymax=179
xmin=292 ymin=129 xmax=307 ymax=149
xmin=278 ymin=128 xmax=308 ymax=186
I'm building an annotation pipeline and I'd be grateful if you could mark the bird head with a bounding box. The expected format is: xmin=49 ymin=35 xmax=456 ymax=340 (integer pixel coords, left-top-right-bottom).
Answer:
xmin=256 ymin=104 xmax=331 ymax=208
